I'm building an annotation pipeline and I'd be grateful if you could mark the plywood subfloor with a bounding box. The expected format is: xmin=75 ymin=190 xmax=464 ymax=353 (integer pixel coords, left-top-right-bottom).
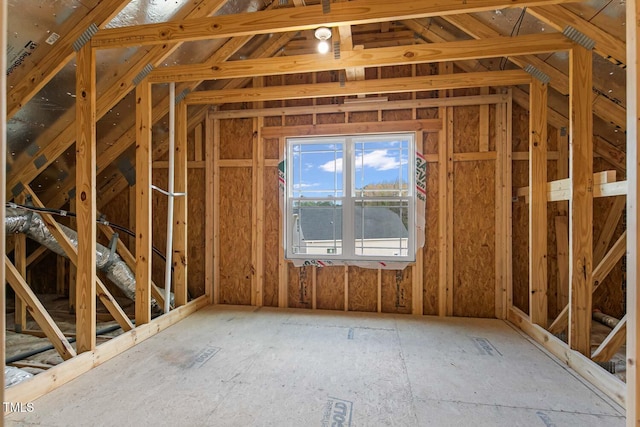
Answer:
xmin=6 ymin=306 xmax=625 ymax=426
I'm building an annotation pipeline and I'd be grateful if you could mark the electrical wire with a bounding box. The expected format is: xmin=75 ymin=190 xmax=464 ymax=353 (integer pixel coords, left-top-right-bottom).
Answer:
xmin=500 ymin=7 xmax=527 ymax=71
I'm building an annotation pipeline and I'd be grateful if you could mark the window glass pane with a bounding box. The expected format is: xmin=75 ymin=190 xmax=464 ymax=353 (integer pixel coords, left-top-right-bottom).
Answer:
xmin=353 ymin=137 xmax=410 ymax=197
xmin=291 ymin=143 xmax=343 ymax=198
xmin=291 ymin=200 xmax=343 ymax=256
xmin=353 ymin=200 xmax=409 ymax=257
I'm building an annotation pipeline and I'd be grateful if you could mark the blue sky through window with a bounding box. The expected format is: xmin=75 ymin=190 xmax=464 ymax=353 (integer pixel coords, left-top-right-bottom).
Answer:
xmin=291 ymin=137 xmax=410 ymax=199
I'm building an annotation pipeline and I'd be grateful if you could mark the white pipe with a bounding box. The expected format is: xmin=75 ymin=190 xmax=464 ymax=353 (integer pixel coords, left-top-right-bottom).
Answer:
xmin=164 ymin=82 xmax=176 ymax=314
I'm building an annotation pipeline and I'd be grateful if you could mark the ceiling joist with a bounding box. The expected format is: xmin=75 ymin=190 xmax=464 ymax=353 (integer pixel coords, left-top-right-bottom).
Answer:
xmin=149 ymin=33 xmax=573 ymax=83
xmin=185 ymin=70 xmax=532 ymax=104
xmin=90 ymin=0 xmax=579 ymax=49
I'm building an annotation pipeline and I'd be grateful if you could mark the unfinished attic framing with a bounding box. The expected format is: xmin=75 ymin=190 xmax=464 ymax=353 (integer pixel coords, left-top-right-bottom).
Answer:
xmin=1 ymin=0 xmax=639 ymax=424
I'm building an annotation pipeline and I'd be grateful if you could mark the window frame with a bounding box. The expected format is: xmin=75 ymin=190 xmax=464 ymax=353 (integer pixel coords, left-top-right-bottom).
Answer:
xmin=284 ymin=132 xmax=416 ymax=263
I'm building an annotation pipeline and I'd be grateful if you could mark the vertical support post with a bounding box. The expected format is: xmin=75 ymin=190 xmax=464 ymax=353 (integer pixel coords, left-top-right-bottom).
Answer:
xmin=438 ymin=62 xmax=453 ymax=317
xmin=344 ymin=266 xmax=349 ymax=311
xmin=56 ymin=256 xmax=66 ymax=296
xmin=556 ymin=127 xmax=570 ymax=314
xmin=173 ymin=99 xmax=188 ymax=308
xmin=14 ymin=193 xmax=27 ymax=332
xmin=75 ymin=41 xmax=97 ymax=353
xmin=135 ymin=80 xmax=153 ymax=326
xmin=479 ymin=87 xmax=490 ymax=152
xmin=626 ymin=2 xmax=640 ymax=423
xmin=495 ymin=98 xmax=506 ymax=319
xmin=413 ymin=131 xmax=424 ymax=316
xmin=252 ymin=115 xmax=265 ymax=307
xmin=163 ymin=83 xmax=177 ymax=313
xmin=2 ymin=0 xmax=8 ymax=400
xmin=205 ymin=112 xmax=215 ymax=304
xmin=213 ymin=118 xmax=221 ymax=305
xmin=529 ymin=79 xmax=548 ymax=327
xmin=568 ymin=46 xmax=593 ymax=356
xmin=278 ymin=136 xmax=288 ymax=308
xmin=505 ymin=91 xmax=513 ymax=313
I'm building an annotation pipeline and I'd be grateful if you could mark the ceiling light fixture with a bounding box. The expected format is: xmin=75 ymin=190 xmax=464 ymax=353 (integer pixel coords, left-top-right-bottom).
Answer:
xmin=314 ymin=27 xmax=332 ymax=54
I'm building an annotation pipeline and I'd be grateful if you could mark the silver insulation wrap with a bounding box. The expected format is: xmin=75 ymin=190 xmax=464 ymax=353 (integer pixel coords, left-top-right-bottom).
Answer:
xmin=5 ymin=365 xmax=33 ymax=387
xmin=5 ymin=207 xmax=161 ymax=311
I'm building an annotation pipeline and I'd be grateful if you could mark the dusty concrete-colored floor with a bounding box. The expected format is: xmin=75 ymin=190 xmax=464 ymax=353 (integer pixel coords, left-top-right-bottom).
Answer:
xmin=6 ymin=305 xmax=625 ymax=426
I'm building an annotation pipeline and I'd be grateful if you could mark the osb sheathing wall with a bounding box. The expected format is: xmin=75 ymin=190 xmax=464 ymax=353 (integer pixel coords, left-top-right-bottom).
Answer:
xmin=213 ymin=66 xmax=511 ymax=318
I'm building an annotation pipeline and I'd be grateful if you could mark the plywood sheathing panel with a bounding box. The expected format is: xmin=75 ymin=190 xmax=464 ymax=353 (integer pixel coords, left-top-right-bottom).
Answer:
xmin=317 ymin=112 xmax=346 ymax=125
xmin=381 ymin=267 xmax=413 ymax=314
xmin=453 ymin=160 xmax=496 ymax=318
xmin=220 ymin=118 xmax=253 ymax=160
xmin=453 ymin=106 xmax=480 ymax=153
xmin=263 ymin=166 xmax=280 ymax=307
xmin=265 ymin=138 xmax=280 ymax=160
xmin=423 ymin=161 xmax=439 ymax=315
xmin=380 ymin=65 xmax=412 ymax=101
xmin=349 ymin=111 xmax=378 ymax=123
xmin=187 ymin=168 xmax=206 ymax=298
xmin=219 ymin=167 xmax=252 ymax=305
xmin=316 ymin=266 xmax=346 ymax=310
xmin=287 ymin=263 xmax=309 ymax=309
xmin=348 ymin=266 xmax=378 ymax=312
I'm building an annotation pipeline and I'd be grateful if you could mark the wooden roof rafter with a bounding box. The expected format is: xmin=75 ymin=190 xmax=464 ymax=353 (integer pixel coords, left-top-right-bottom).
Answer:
xmin=45 ymin=32 xmax=298 ymax=210
xmin=6 ymin=0 xmax=130 ymax=120
xmin=527 ymin=4 xmax=626 ymax=67
xmin=439 ymin=14 xmax=626 ymax=130
xmin=5 ymin=0 xmax=240 ymax=199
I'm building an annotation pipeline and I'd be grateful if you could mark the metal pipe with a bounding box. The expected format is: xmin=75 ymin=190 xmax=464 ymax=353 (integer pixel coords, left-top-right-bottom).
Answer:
xmin=163 ymin=82 xmax=176 ymax=314
xmin=592 ymin=309 xmax=620 ymax=329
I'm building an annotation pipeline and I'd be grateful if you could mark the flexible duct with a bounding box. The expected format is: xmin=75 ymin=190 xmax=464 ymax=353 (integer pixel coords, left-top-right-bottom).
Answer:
xmin=5 ymin=206 xmax=162 ymax=312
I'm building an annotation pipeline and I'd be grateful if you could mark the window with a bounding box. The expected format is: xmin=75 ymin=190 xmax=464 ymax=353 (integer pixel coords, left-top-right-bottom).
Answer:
xmin=285 ymin=133 xmax=415 ymax=262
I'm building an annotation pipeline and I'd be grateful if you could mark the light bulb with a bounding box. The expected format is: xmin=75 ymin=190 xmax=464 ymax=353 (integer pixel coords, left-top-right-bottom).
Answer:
xmin=317 ymin=40 xmax=330 ymax=54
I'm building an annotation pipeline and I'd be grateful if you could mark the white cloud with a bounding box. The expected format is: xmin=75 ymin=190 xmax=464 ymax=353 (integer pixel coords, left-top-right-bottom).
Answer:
xmin=319 ymin=157 xmax=344 ymax=173
xmin=293 ymin=182 xmax=320 ymax=189
xmin=355 ymin=149 xmax=400 ymax=171
xmin=319 ymin=149 xmax=403 ymax=173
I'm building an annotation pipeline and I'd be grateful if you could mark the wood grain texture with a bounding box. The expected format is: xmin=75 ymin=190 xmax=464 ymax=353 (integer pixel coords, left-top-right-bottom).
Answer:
xmin=135 ymin=81 xmax=153 ymax=325
xmin=568 ymin=46 xmax=593 ymax=356
xmin=528 ymin=80 xmax=548 ymax=327
xmin=453 ymin=161 xmax=496 ymax=318
xmin=92 ymin=0 xmax=580 ymax=48
xmin=316 ymin=267 xmax=346 ymax=311
xmin=348 ymin=266 xmax=378 ymax=312
xmin=219 ymin=167 xmax=253 ymax=305
xmin=75 ymin=42 xmax=97 ymax=352
xmin=187 ymin=71 xmax=531 ymax=105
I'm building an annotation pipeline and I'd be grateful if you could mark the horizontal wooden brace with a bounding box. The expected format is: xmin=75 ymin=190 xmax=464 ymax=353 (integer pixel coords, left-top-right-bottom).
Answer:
xmin=210 ymin=94 xmax=508 ymax=119
xmin=149 ymin=33 xmax=572 ymax=83
xmin=186 ymin=70 xmax=531 ymax=105
xmin=91 ymin=0 xmax=578 ymax=49
xmin=260 ymin=119 xmax=441 ymax=139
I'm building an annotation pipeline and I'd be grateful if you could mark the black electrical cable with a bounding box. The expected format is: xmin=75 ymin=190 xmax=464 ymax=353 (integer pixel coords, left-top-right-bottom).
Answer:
xmin=6 ymin=202 xmax=167 ymax=262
